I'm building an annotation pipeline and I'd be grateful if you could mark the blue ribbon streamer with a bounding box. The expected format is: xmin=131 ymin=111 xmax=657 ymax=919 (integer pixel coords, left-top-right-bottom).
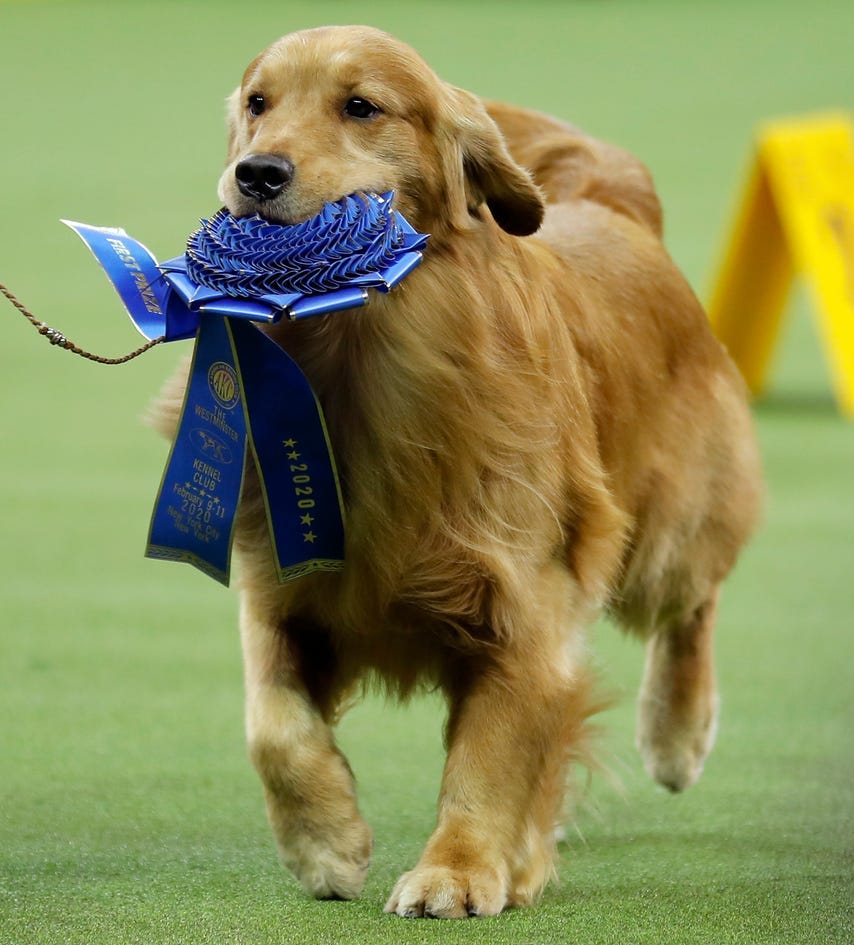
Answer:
xmin=65 ymin=193 xmax=427 ymax=585
xmin=146 ymin=315 xmax=248 ymax=584
xmin=230 ymin=318 xmax=346 ymax=580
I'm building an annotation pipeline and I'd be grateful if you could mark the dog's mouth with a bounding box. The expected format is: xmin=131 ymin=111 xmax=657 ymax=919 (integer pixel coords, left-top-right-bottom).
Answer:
xmin=226 ymin=189 xmax=392 ymax=228
xmin=222 ymin=156 xmax=392 ymax=227
xmin=224 ymin=193 xmax=306 ymax=227
xmin=220 ymin=153 xmax=394 ymax=228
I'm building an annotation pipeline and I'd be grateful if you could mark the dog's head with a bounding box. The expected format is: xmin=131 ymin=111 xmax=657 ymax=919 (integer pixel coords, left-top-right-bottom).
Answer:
xmin=217 ymin=26 xmax=544 ymax=238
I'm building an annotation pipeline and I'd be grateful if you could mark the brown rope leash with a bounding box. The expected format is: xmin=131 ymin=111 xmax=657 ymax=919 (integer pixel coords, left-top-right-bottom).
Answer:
xmin=0 ymin=281 xmax=165 ymax=364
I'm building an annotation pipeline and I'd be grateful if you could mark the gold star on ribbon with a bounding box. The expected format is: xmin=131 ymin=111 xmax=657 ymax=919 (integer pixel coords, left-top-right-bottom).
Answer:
xmin=287 ymin=451 xmax=301 ymax=461
xmin=282 ymin=438 xmax=297 ymax=448
xmin=300 ymin=513 xmax=315 ymax=526
xmin=303 ymin=531 xmax=317 ymax=543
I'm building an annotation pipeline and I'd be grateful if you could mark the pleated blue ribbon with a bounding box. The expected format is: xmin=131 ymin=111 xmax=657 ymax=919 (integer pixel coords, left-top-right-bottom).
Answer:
xmin=65 ymin=192 xmax=428 ymax=584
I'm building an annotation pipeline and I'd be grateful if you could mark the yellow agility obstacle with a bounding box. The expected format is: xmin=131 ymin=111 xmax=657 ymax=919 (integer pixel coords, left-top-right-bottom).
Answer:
xmin=708 ymin=112 xmax=854 ymax=417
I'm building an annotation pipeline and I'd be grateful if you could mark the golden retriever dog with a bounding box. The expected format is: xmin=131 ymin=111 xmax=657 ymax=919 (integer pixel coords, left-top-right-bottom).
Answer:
xmin=153 ymin=25 xmax=761 ymax=918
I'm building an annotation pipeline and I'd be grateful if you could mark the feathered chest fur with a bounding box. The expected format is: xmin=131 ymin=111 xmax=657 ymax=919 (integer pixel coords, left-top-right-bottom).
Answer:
xmin=235 ymin=245 xmax=596 ymax=638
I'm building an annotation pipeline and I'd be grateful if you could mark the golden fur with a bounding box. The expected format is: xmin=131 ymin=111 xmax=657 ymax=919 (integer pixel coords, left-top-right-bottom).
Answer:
xmin=152 ymin=26 xmax=762 ymax=918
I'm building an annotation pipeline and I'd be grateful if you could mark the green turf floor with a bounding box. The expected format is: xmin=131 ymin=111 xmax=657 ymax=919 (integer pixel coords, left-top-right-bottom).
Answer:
xmin=1 ymin=2 xmax=852 ymax=943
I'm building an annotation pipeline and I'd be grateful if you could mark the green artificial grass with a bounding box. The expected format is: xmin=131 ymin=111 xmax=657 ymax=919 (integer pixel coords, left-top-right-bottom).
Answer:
xmin=1 ymin=2 xmax=852 ymax=943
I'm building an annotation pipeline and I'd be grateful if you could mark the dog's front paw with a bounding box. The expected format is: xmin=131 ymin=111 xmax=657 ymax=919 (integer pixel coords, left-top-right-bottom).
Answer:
xmin=278 ymin=814 xmax=373 ymax=901
xmin=384 ymin=865 xmax=508 ymax=918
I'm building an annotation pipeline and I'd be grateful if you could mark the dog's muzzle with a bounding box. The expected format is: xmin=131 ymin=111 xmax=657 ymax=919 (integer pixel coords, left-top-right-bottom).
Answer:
xmin=235 ymin=154 xmax=295 ymax=202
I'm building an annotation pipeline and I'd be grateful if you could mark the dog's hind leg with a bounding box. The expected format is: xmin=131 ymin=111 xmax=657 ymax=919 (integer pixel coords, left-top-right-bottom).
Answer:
xmin=635 ymin=590 xmax=720 ymax=792
xmin=239 ymin=596 xmax=372 ymax=899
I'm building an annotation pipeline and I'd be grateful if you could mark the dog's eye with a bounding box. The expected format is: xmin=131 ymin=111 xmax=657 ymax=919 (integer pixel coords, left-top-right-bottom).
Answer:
xmin=344 ymin=97 xmax=382 ymax=120
xmin=247 ymin=94 xmax=266 ymax=117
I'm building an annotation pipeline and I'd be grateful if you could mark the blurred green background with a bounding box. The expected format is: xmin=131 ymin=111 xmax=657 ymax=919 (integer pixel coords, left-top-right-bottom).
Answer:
xmin=0 ymin=2 xmax=852 ymax=943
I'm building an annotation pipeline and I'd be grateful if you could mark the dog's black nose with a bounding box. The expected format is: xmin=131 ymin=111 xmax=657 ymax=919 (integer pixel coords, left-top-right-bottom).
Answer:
xmin=235 ymin=154 xmax=295 ymax=201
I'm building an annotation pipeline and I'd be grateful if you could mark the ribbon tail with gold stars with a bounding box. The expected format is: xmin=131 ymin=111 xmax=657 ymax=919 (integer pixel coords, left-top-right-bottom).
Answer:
xmin=229 ymin=316 xmax=345 ymax=582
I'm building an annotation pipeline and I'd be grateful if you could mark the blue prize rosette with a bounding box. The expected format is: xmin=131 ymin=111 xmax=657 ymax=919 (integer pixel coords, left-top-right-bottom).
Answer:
xmin=65 ymin=192 xmax=428 ymax=585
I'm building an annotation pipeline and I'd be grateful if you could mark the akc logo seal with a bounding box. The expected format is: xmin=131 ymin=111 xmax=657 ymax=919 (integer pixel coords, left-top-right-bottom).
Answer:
xmin=207 ymin=361 xmax=240 ymax=410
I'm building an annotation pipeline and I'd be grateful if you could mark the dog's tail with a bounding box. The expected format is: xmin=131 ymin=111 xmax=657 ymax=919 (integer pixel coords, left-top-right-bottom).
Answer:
xmin=485 ymin=100 xmax=663 ymax=237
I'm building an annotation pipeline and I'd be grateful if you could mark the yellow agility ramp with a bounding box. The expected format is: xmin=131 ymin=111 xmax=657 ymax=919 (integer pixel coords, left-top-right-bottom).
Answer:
xmin=708 ymin=112 xmax=854 ymax=417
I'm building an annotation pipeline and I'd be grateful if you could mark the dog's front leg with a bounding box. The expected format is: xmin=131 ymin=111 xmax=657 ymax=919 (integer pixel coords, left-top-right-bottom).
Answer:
xmin=239 ymin=596 xmax=372 ymax=900
xmin=386 ymin=565 xmax=593 ymax=918
xmin=385 ymin=656 xmax=585 ymax=917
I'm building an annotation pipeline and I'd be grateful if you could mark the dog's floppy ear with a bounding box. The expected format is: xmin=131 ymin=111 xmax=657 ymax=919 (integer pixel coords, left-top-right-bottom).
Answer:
xmin=446 ymin=88 xmax=545 ymax=237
